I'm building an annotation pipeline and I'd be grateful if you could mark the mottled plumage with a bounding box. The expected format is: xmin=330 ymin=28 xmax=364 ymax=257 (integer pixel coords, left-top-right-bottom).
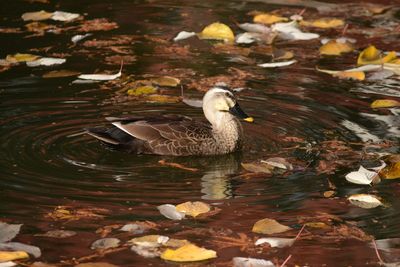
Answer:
xmin=86 ymin=86 xmax=253 ymax=156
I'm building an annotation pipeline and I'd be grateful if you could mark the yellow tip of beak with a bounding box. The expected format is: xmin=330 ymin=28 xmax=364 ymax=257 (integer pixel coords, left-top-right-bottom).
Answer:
xmin=244 ymin=117 xmax=254 ymax=123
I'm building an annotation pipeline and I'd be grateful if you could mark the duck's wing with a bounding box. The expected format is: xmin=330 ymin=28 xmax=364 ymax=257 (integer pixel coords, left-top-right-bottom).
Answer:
xmin=111 ymin=115 xmax=213 ymax=155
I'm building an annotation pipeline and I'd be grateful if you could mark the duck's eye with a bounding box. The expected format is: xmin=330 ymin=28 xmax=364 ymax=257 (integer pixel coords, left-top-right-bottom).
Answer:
xmin=225 ymin=92 xmax=230 ymax=97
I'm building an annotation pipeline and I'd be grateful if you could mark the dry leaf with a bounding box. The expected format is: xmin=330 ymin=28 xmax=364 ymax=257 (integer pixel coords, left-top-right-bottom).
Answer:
xmin=0 ymin=242 xmax=41 ymax=258
xmin=78 ymin=63 xmax=122 ymax=81
xmin=0 ymin=223 xmax=22 ymax=243
xmin=129 ymin=235 xmax=169 ymax=247
xmin=21 ymin=10 xmax=53 ymax=21
xmin=145 ymin=95 xmax=181 ymax=103
xmin=255 ymin=237 xmax=295 ymax=248
xmin=35 ymin=230 xmax=76 ymax=238
xmin=199 ymin=22 xmax=234 ymax=42
xmin=173 ymin=31 xmax=196 ymax=42
xmin=150 ymin=76 xmax=180 ymax=87
xmin=258 ymin=60 xmax=297 ymax=68
xmin=175 ymin=201 xmax=210 ymax=217
xmin=252 ymin=218 xmax=291 ymax=234
xmin=0 ymin=251 xmax=29 ymax=262
xmin=345 ymin=166 xmax=378 ymax=185
xmin=371 ymin=99 xmax=400 ymax=109
xmin=357 ymin=45 xmax=398 ymax=65
xmin=253 ymin=13 xmax=288 ymax=25
xmin=91 ymin=238 xmax=120 ymax=250
xmin=42 ymin=70 xmax=80 ymax=78
xmin=241 ymin=162 xmax=273 ymax=174
xmin=272 ymin=21 xmax=319 ymax=40
xmin=300 ymin=18 xmax=344 ymax=28
xmin=160 ymin=244 xmax=217 ymax=262
xmin=233 ymin=257 xmax=275 ymax=267
xmin=333 ymin=71 xmax=365 ymax=81
xmin=157 ymin=204 xmax=185 ymax=220
xmin=319 ymin=40 xmax=354 ymax=56
xmin=348 ymin=194 xmax=383 ymax=209
xmin=27 ymin=57 xmax=66 ymax=67
xmin=379 ymin=162 xmax=400 ymax=179
xmin=5 ymin=53 xmax=39 ymax=63
xmin=127 ymin=86 xmax=157 ymax=96
xmin=51 ymin=11 xmax=80 ymax=22
xmin=304 ymin=222 xmax=329 ymax=228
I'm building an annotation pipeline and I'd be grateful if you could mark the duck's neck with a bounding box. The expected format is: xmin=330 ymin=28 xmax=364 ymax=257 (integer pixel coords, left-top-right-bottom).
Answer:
xmin=212 ymin=114 xmax=243 ymax=152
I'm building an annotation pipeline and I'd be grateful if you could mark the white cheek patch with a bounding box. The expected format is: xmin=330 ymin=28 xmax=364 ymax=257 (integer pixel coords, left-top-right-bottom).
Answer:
xmin=215 ymin=100 xmax=229 ymax=111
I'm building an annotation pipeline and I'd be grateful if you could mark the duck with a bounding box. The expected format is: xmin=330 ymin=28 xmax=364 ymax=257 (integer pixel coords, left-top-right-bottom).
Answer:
xmin=86 ymin=86 xmax=253 ymax=156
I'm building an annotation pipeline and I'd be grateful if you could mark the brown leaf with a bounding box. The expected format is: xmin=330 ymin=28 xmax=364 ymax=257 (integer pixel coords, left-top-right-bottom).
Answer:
xmin=79 ymin=19 xmax=119 ymax=32
xmin=252 ymin=218 xmax=292 ymax=234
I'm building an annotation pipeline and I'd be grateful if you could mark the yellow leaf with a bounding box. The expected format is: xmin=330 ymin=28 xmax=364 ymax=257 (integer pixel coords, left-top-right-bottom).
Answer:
xmin=252 ymin=218 xmax=292 ymax=234
xmin=199 ymin=22 xmax=234 ymax=42
xmin=21 ymin=10 xmax=53 ymax=21
xmin=145 ymin=94 xmax=181 ymax=103
xmin=379 ymin=162 xmax=400 ymax=179
xmin=305 ymin=222 xmax=329 ymax=229
xmin=300 ymin=18 xmax=344 ymax=28
xmin=319 ymin=40 xmax=354 ymax=56
xmin=333 ymin=71 xmax=365 ymax=81
xmin=150 ymin=76 xmax=180 ymax=87
xmin=253 ymin=13 xmax=288 ymax=25
xmin=0 ymin=251 xmax=29 ymax=262
xmin=371 ymin=99 xmax=400 ymax=109
xmin=161 ymin=244 xmax=217 ymax=262
xmin=176 ymin=201 xmax=211 ymax=217
xmin=357 ymin=45 xmax=398 ymax=65
xmin=6 ymin=53 xmax=39 ymax=63
xmin=127 ymin=85 xmax=157 ymax=96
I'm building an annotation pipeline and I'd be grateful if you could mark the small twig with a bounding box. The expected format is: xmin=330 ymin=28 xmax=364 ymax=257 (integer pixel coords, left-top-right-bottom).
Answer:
xmin=341 ymin=23 xmax=349 ymax=36
xmin=158 ymin=160 xmax=199 ymax=172
xmin=372 ymin=239 xmax=385 ymax=265
xmin=298 ymin=8 xmax=306 ymax=16
xmin=295 ymin=224 xmax=306 ymax=240
xmin=280 ymin=254 xmax=292 ymax=267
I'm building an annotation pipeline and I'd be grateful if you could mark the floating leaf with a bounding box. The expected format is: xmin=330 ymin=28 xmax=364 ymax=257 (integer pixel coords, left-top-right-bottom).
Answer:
xmin=173 ymin=31 xmax=196 ymax=42
xmin=127 ymin=85 xmax=157 ymax=96
xmin=273 ymin=50 xmax=294 ymax=60
xmin=235 ymin=32 xmax=259 ymax=44
xmin=371 ymin=99 xmax=400 ymax=109
xmin=0 ymin=251 xmax=28 ymax=262
xmin=304 ymin=222 xmax=329 ymax=228
xmin=75 ymin=263 xmax=118 ymax=267
xmin=129 ymin=235 xmax=169 ymax=248
xmin=300 ymin=18 xmax=344 ymax=28
xmin=161 ymin=244 xmax=217 ymax=262
xmin=71 ymin=33 xmax=92 ymax=44
xmin=21 ymin=10 xmax=53 ymax=21
xmin=182 ymin=98 xmax=203 ymax=108
xmin=0 ymin=242 xmax=41 ymax=258
xmin=333 ymin=71 xmax=365 ymax=81
xmin=175 ymin=201 xmax=210 ymax=217
xmin=357 ymin=46 xmax=398 ymax=65
xmin=36 ymin=230 xmax=76 ymax=238
xmin=145 ymin=95 xmax=181 ymax=103
xmin=0 ymin=223 xmax=22 ymax=243
xmin=78 ymin=63 xmax=122 ymax=81
xmin=323 ymin=190 xmax=336 ymax=198
xmin=253 ymin=13 xmax=288 ymax=25
xmin=348 ymin=194 xmax=383 ymax=209
xmin=272 ymin=21 xmax=319 ymax=40
xmin=258 ymin=60 xmax=297 ymax=68
xmin=5 ymin=53 xmax=39 ymax=63
xmin=42 ymin=70 xmax=80 ymax=78
xmin=157 ymin=204 xmax=185 ymax=220
xmin=0 ymin=262 xmax=17 ymax=267
xmin=233 ymin=257 xmax=275 ymax=267
xmin=252 ymin=218 xmax=291 ymax=234
xmin=51 ymin=11 xmax=80 ymax=22
xmin=91 ymin=238 xmax=120 ymax=250
xmin=151 ymin=76 xmax=180 ymax=87
xmin=345 ymin=166 xmax=378 ymax=185
xmin=379 ymin=162 xmax=400 ymax=179
xmin=27 ymin=57 xmax=66 ymax=67
xmin=255 ymin=237 xmax=295 ymax=248
xmin=261 ymin=157 xmax=293 ymax=170
xmin=120 ymin=224 xmax=146 ymax=234
xmin=238 ymin=23 xmax=271 ymax=34
xmin=241 ymin=162 xmax=273 ymax=174
xmin=319 ymin=40 xmax=354 ymax=56
xmin=199 ymin=22 xmax=234 ymax=42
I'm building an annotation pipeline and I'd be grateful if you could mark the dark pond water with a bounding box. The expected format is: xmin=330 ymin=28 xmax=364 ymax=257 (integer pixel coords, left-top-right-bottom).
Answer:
xmin=1 ymin=0 xmax=400 ymax=266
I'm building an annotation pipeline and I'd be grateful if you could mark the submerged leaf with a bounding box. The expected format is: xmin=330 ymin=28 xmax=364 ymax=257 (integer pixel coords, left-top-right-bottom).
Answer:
xmin=252 ymin=218 xmax=292 ymax=234
xmin=129 ymin=235 xmax=169 ymax=248
xmin=371 ymin=99 xmax=400 ymax=109
xmin=157 ymin=204 xmax=185 ymax=220
xmin=75 ymin=263 xmax=118 ymax=267
xmin=199 ymin=22 xmax=234 ymax=41
xmin=160 ymin=244 xmax=216 ymax=262
xmin=175 ymin=201 xmax=210 ymax=217
xmin=300 ymin=18 xmax=344 ymax=28
xmin=253 ymin=13 xmax=288 ymax=25
xmin=241 ymin=162 xmax=273 ymax=174
xmin=233 ymin=257 xmax=275 ymax=267
xmin=379 ymin=162 xmax=400 ymax=179
xmin=0 ymin=251 xmax=28 ymax=262
xmin=36 ymin=230 xmax=76 ymax=238
xmin=127 ymin=85 xmax=157 ymax=96
xmin=319 ymin=40 xmax=354 ymax=56
xmin=348 ymin=194 xmax=383 ymax=209
xmin=0 ymin=223 xmax=22 ymax=243
xmin=145 ymin=95 xmax=180 ymax=103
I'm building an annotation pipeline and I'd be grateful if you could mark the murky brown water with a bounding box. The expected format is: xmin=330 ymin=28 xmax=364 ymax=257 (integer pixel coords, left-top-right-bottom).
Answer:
xmin=1 ymin=0 xmax=400 ymax=266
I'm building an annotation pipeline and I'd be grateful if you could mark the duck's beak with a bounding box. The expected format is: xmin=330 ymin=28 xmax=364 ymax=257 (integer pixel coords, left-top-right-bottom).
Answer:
xmin=229 ymin=103 xmax=254 ymax=123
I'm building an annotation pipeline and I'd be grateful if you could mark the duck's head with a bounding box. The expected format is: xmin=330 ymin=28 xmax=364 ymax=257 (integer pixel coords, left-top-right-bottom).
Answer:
xmin=203 ymin=86 xmax=253 ymax=126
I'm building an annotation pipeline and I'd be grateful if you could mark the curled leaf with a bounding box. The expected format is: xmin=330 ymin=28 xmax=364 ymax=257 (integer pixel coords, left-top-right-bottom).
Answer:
xmin=258 ymin=60 xmax=297 ymax=68
xmin=199 ymin=22 xmax=234 ymax=42
xmin=371 ymin=99 xmax=400 ymax=109
xmin=348 ymin=194 xmax=383 ymax=209
xmin=252 ymin=218 xmax=291 ymax=234
xmin=173 ymin=31 xmax=196 ymax=42
xmin=157 ymin=204 xmax=185 ymax=220
xmin=161 ymin=244 xmax=217 ymax=262
xmin=253 ymin=13 xmax=288 ymax=25
xmin=345 ymin=166 xmax=378 ymax=185
xmin=357 ymin=45 xmax=397 ymax=65
xmin=150 ymin=76 xmax=180 ymax=87
xmin=175 ymin=201 xmax=210 ymax=217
